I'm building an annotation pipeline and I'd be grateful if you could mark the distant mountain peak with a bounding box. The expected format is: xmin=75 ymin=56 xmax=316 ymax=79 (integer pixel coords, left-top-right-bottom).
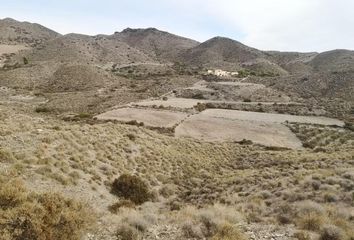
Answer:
xmin=1 ymin=17 xmax=17 ymax=22
xmin=120 ymin=27 xmax=161 ymax=34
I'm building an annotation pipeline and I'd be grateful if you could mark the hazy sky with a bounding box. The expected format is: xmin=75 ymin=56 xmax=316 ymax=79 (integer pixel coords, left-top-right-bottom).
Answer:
xmin=1 ymin=0 xmax=353 ymax=52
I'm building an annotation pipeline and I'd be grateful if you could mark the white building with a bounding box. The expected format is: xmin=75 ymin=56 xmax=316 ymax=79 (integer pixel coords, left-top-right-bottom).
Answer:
xmin=207 ymin=69 xmax=238 ymax=77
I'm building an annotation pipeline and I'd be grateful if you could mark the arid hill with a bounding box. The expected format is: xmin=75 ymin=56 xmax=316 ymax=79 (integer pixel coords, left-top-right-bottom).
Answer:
xmin=112 ymin=27 xmax=199 ymax=62
xmin=309 ymin=49 xmax=354 ymax=73
xmin=181 ymin=37 xmax=289 ymax=75
xmin=0 ymin=18 xmax=353 ymax=118
xmin=0 ymin=18 xmax=60 ymax=46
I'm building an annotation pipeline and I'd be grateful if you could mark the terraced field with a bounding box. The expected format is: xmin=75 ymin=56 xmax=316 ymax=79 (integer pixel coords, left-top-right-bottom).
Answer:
xmin=95 ymin=80 xmax=344 ymax=149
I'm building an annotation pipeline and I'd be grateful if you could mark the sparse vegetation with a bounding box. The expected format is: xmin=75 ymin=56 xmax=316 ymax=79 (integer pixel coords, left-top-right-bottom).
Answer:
xmin=1 ymin=17 xmax=354 ymax=240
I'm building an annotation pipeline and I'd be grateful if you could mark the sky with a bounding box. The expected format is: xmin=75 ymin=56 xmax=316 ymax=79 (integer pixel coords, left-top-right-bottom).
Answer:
xmin=1 ymin=0 xmax=354 ymax=52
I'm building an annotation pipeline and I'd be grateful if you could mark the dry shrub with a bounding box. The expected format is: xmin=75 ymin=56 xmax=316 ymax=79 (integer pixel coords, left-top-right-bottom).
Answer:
xmin=211 ymin=223 xmax=248 ymax=240
xmin=116 ymin=223 xmax=140 ymax=240
xmin=111 ymin=174 xmax=152 ymax=204
xmin=296 ymin=201 xmax=326 ymax=231
xmin=297 ymin=211 xmax=326 ymax=231
xmin=178 ymin=204 xmax=244 ymax=239
xmin=319 ymin=225 xmax=346 ymax=240
xmin=194 ymin=103 xmax=207 ymax=112
xmin=109 ymin=200 xmax=135 ymax=214
xmin=0 ymin=149 xmax=15 ymax=163
xmin=0 ymin=179 xmax=95 ymax=240
xmin=115 ymin=207 xmax=158 ymax=239
xmin=276 ymin=204 xmax=293 ymax=225
xmin=327 ymin=207 xmax=354 ymax=238
xmin=159 ymin=184 xmax=177 ymax=198
xmin=181 ymin=220 xmax=204 ymax=239
xmin=293 ymin=231 xmax=311 ymax=240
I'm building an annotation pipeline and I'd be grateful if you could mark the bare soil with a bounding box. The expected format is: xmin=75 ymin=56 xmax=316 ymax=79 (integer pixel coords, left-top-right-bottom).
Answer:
xmin=175 ymin=113 xmax=303 ymax=149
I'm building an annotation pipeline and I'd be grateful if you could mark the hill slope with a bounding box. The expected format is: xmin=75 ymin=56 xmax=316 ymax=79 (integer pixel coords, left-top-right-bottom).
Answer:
xmin=0 ymin=18 xmax=60 ymax=46
xmin=112 ymin=28 xmax=199 ymax=62
xmin=23 ymin=33 xmax=155 ymax=64
xmin=308 ymin=49 xmax=354 ymax=73
xmin=181 ymin=37 xmax=288 ymax=75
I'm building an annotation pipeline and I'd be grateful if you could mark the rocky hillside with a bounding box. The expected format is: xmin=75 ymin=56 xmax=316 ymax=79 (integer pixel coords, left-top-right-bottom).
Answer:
xmin=23 ymin=33 xmax=155 ymax=64
xmin=309 ymin=49 xmax=354 ymax=73
xmin=0 ymin=18 xmax=60 ymax=46
xmin=181 ymin=37 xmax=289 ymax=75
xmin=0 ymin=18 xmax=354 ymax=118
xmin=111 ymin=28 xmax=199 ymax=62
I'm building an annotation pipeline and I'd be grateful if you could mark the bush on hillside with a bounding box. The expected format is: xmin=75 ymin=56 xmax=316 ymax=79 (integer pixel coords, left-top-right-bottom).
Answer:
xmin=319 ymin=225 xmax=346 ymax=240
xmin=111 ymin=174 xmax=152 ymax=204
xmin=0 ymin=179 xmax=95 ymax=240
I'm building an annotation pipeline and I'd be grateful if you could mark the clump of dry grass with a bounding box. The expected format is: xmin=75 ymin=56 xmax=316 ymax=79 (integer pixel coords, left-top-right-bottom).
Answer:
xmin=293 ymin=231 xmax=311 ymax=240
xmin=116 ymin=223 xmax=140 ymax=240
xmin=0 ymin=148 xmax=15 ymax=163
xmin=0 ymin=178 xmax=95 ymax=240
xmin=114 ymin=205 xmax=159 ymax=239
xmin=295 ymin=201 xmax=327 ymax=231
xmin=319 ymin=225 xmax=346 ymax=240
xmin=211 ymin=223 xmax=248 ymax=240
xmin=111 ymin=174 xmax=153 ymax=204
xmin=177 ymin=204 xmax=245 ymax=239
xmin=109 ymin=200 xmax=136 ymax=214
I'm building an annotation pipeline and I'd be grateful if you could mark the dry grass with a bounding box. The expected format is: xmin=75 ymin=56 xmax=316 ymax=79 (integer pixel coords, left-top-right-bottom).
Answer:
xmin=211 ymin=223 xmax=248 ymax=240
xmin=1 ymin=103 xmax=354 ymax=239
xmin=176 ymin=204 xmax=245 ymax=239
xmin=109 ymin=200 xmax=136 ymax=214
xmin=0 ymin=178 xmax=95 ymax=240
xmin=319 ymin=225 xmax=346 ymax=240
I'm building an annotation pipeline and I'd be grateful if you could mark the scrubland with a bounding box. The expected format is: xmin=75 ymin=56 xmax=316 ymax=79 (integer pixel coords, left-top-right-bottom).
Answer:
xmin=0 ymin=102 xmax=353 ymax=240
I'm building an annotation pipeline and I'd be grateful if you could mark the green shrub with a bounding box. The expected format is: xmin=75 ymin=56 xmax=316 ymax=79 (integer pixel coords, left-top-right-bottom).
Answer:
xmin=111 ymin=174 xmax=152 ymax=204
